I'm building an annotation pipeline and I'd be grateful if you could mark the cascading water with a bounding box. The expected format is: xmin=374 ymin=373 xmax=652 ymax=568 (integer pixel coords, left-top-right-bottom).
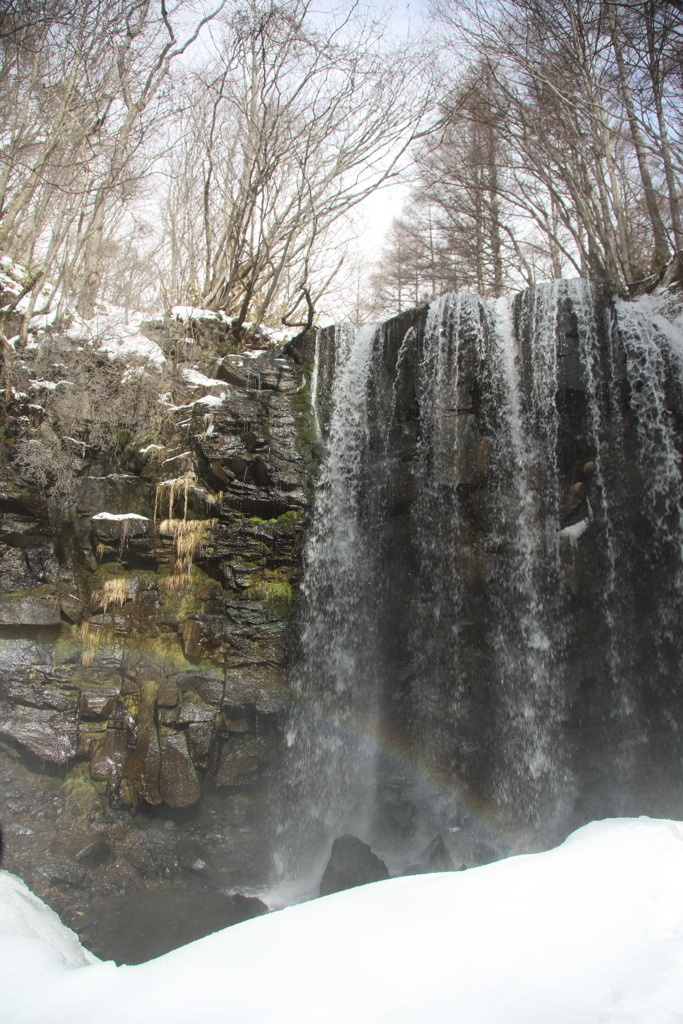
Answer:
xmin=277 ymin=322 xmax=388 ymax=879
xmin=279 ymin=280 xmax=683 ymax=883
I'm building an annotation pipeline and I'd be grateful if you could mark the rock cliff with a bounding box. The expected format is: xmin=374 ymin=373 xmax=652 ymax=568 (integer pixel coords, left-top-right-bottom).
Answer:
xmin=0 ymin=311 xmax=316 ymax=952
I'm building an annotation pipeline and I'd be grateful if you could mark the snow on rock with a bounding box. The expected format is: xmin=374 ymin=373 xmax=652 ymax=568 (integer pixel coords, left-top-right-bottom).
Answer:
xmin=193 ymin=392 xmax=227 ymax=407
xmin=171 ymin=305 xmax=230 ymax=324
xmin=28 ymin=380 xmax=72 ymax=391
xmin=66 ymin=305 xmax=166 ymax=365
xmin=91 ymin=513 xmax=149 ymax=522
xmin=181 ymin=368 xmax=226 ymax=388
xmin=3 ymin=818 xmax=683 ymax=1023
xmin=559 ymin=517 xmax=591 ymax=545
xmin=161 ymin=451 xmax=191 ymax=464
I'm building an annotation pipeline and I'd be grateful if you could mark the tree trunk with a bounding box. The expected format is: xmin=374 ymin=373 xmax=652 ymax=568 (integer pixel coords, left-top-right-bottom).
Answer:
xmin=607 ymin=5 xmax=670 ymax=261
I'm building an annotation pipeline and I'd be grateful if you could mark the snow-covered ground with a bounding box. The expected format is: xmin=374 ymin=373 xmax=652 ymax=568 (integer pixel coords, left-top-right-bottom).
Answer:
xmin=64 ymin=305 xmax=167 ymax=365
xmin=2 ymin=817 xmax=683 ymax=1023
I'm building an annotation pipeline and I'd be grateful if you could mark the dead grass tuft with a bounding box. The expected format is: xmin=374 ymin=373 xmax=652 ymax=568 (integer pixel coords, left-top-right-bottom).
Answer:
xmin=158 ymin=517 xmax=217 ymax=574
xmin=97 ymin=576 xmax=128 ymax=612
xmin=78 ymin=621 xmax=100 ymax=667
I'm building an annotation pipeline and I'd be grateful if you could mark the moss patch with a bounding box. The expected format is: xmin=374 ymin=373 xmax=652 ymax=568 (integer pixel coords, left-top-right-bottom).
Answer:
xmin=247 ymin=579 xmax=293 ymax=615
xmin=62 ymin=762 xmax=105 ymax=821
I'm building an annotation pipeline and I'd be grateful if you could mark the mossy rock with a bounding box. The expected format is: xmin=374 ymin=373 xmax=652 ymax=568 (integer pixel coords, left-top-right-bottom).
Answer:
xmin=53 ymin=636 xmax=83 ymax=666
xmin=62 ymin=762 xmax=105 ymax=821
xmin=246 ymin=580 xmax=293 ymax=615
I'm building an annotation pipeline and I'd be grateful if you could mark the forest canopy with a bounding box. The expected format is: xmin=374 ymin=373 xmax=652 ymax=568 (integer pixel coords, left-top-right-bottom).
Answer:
xmin=0 ymin=0 xmax=682 ymax=333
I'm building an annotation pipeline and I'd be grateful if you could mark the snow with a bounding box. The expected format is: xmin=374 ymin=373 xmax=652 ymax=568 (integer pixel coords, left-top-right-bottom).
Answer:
xmin=182 ymin=368 xmax=226 ymax=388
xmin=91 ymin=513 xmax=149 ymax=522
xmin=166 ymin=392 xmax=227 ymax=412
xmin=236 ymin=348 xmax=266 ymax=359
xmin=559 ymin=517 xmax=591 ymax=544
xmin=162 ymin=451 xmax=191 ymax=464
xmin=28 ymin=380 xmax=72 ymax=391
xmin=65 ymin=305 xmax=166 ymax=366
xmin=194 ymin=392 xmax=227 ymax=407
xmin=171 ymin=305 xmax=230 ymax=324
xmin=2 ymin=818 xmax=683 ymax=1024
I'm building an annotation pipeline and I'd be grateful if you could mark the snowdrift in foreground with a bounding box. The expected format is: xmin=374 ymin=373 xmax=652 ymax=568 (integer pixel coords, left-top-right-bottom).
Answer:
xmin=2 ymin=818 xmax=683 ymax=1024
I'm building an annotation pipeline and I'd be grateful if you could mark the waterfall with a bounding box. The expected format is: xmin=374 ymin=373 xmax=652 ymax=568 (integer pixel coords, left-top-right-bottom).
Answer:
xmin=279 ymin=281 xmax=683 ymax=882
xmin=277 ymin=322 xmax=387 ymax=878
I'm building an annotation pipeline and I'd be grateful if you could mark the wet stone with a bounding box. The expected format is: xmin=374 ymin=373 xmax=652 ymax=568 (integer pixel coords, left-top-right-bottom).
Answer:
xmin=75 ymin=835 xmax=111 ymax=867
xmin=187 ymin=720 xmax=214 ymax=760
xmin=176 ymin=702 xmax=215 ymax=725
xmin=123 ymin=719 xmax=162 ymax=806
xmin=38 ymin=862 xmax=88 ymax=888
xmin=177 ymin=838 xmax=211 ymax=874
xmin=215 ymin=736 xmax=264 ymax=787
xmin=4 ymin=681 xmax=78 ymax=712
xmin=80 ymin=685 xmax=120 ymax=719
xmin=156 ymin=681 xmax=179 ymax=707
xmin=0 ymin=595 xmax=61 ymax=626
xmin=89 ymin=728 xmax=129 ymax=783
xmin=0 ymin=705 xmax=77 ymax=762
xmin=58 ymin=596 xmax=84 ymax=624
xmin=76 ymin=720 xmax=108 ymax=757
xmin=159 ymin=730 xmax=200 ymax=807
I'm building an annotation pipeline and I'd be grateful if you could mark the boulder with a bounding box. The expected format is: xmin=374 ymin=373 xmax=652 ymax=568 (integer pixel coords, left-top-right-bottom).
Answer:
xmin=215 ymin=735 xmax=264 ymax=786
xmin=0 ymin=595 xmax=60 ymax=626
xmin=75 ymin=836 xmax=111 ymax=867
xmin=75 ymin=887 xmax=269 ymax=965
xmin=0 ymin=705 xmax=77 ymax=762
xmin=38 ymin=862 xmax=88 ymax=888
xmin=121 ymin=681 xmax=162 ymax=805
xmin=79 ymin=685 xmax=120 ymax=719
xmin=187 ymin=720 xmax=214 ymax=760
xmin=177 ymin=838 xmax=212 ymax=874
xmin=319 ymin=835 xmax=390 ymax=897
xmin=4 ymin=681 xmax=78 ymax=712
xmin=59 ymin=596 xmax=84 ymax=624
xmin=156 ymin=681 xmax=179 ymax=707
xmin=76 ymin=720 xmax=107 ymax=757
xmin=89 ymin=727 xmax=129 ymax=784
xmin=159 ymin=730 xmax=200 ymax=807
xmin=402 ymin=834 xmax=456 ymax=876
xmin=122 ymin=721 xmax=162 ymax=805
xmin=176 ymin=701 xmax=215 ymax=724
xmin=406 ymin=828 xmax=503 ymax=872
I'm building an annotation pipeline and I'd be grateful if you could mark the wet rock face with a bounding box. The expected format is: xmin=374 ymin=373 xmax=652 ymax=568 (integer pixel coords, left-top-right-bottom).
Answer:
xmin=0 ymin=319 xmax=315 ymax=928
xmin=0 ymin=338 xmax=312 ymax=797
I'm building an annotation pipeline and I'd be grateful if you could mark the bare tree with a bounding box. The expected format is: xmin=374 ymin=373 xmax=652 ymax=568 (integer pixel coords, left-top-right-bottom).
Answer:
xmin=158 ymin=0 xmax=434 ymax=335
xmin=380 ymin=0 xmax=683 ymax=303
xmin=0 ymin=0 xmax=225 ymax=329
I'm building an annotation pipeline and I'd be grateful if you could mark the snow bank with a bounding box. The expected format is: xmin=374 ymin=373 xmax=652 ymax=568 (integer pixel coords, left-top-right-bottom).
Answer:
xmin=2 ymin=818 xmax=683 ymax=1024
